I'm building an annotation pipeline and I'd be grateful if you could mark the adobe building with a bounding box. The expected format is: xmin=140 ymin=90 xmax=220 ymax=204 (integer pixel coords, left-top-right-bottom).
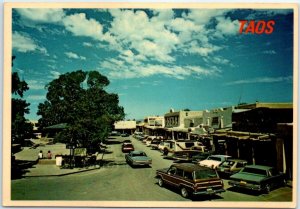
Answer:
xmin=114 ymin=120 xmax=136 ymax=134
xmin=212 ymin=102 xmax=293 ymax=179
xmin=164 ymin=109 xmax=204 ymax=140
xmin=202 ymin=106 xmax=234 ymax=130
xmin=143 ymin=116 xmax=165 ymax=136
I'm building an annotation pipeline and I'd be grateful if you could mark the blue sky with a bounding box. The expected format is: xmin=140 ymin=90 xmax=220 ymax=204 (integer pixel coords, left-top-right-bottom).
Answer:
xmin=11 ymin=8 xmax=294 ymax=121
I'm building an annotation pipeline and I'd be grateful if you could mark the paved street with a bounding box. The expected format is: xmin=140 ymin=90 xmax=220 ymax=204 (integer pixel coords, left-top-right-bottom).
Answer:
xmin=11 ymin=135 xmax=292 ymax=201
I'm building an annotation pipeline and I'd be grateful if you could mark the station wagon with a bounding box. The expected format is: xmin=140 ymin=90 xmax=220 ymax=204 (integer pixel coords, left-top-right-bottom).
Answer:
xmin=156 ymin=163 xmax=225 ymax=198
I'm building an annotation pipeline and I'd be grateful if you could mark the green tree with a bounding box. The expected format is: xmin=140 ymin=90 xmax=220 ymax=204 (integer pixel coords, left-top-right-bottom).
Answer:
xmin=11 ymin=69 xmax=33 ymax=144
xmin=37 ymin=70 xmax=125 ymax=150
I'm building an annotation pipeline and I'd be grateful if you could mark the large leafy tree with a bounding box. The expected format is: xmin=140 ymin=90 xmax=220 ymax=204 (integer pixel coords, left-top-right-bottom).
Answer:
xmin=11 ymin=57 xmax=33 ymax=144
xmin=37 ymin=70 xmax=125 ymax=149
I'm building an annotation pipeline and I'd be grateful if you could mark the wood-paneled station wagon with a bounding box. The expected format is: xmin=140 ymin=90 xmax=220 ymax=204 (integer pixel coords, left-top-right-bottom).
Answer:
xmin=156 ymin=163 xmax=225 ymax=198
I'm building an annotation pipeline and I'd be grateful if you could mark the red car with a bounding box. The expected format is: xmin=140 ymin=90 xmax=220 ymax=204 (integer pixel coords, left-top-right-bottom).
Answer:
xmin=122 ymin=143 xmax=134 ymax=153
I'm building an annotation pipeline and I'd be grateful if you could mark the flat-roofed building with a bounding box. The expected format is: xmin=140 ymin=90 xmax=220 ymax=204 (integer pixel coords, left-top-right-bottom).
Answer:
xmin=114 ymin=120 xmax=136 ymax=134
xmin=203 ymin=106 xmax=234 ymax=130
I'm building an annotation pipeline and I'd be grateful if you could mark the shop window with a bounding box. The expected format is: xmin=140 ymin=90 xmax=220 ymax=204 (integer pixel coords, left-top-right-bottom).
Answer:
xmin=212 ymin=117 xmax=219 ymax=126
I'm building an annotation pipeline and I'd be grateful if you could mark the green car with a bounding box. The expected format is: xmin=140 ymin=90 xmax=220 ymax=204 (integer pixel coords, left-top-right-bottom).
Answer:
xmin=228 ymin=165 xmax=286 ymax=193
xmin=125 ymin=151 xmax=152 ymax=167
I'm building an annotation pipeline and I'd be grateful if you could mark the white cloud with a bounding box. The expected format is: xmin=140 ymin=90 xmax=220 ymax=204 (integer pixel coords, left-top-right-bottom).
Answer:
xmin=16 ymin=8 xmax=65 ymax=23
xmin=246 ymin=9 xmax=293 ymax=19
xmin=12 ymin=31 xmax=48 ymax=54
xmin=108 ymin=9 xmax=179 ymax=63
xmin=102 ymin=57 xmax=220 ymax=80
xmin=184 ymin=41 xmax=222 ymax=56
xmin=50 ymin=71 xmax=61 ymax=79
xmin=184 ymin=9 xmax=226 ymax=25
xmin=27 ymin=80 xmax=46 ymax=90
xmin=226 ymin=76 xmax=293 ymax=86
xmin=215 ymin=17 xmax=240 ymax=37
xmin=65 ymin=51 xmax=86 ymax=60
xmin=62 ymin=13 xmax=103 ymax=40
xmin=83 ymin=42 xmax=93 ymax=47
xmin=204 ymin=56 xmax=230 ymax=65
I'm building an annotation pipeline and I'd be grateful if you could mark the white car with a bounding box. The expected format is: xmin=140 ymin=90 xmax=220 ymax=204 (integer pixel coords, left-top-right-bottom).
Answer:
xmin=199 ymin=155 xmax=232 ymax=169
xmin=145 ymin=136 xmax=156 ymax=146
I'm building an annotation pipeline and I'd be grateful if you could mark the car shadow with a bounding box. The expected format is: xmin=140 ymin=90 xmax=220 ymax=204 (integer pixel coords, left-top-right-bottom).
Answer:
xmin=191 ymin=194 xmax=224 ymax=201
xmin=128 ymin=163 xmax=152 ymax=169
xmin=226 ymin=186 xmax=261 ymax=196
xmin=154 ymin=182 xmax=223 ymax=201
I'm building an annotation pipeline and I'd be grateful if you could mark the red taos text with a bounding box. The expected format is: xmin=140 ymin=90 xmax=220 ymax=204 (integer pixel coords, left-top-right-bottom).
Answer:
xmin=239 ymin=20 xmax=275 ymax=34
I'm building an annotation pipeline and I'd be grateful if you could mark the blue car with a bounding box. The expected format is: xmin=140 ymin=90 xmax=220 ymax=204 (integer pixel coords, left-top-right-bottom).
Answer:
xmin=125 ymin=151 xmax=152 ymax=167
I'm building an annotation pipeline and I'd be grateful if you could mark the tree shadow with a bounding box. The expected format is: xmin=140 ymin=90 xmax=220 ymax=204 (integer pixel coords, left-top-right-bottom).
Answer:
xmin=11 ymin=159 xmax=37 ymax=180
xmin=105 ymin=140 xmax=121 ymax=145
xmin=98 ymin=159 xmax=127 ymax=167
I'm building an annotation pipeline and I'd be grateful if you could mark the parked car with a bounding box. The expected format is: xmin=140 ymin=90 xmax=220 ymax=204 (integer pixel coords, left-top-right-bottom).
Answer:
xmin=156 ymin=163 xmax=225 ymax=198
xmin=199 ymin=155 xmax=232 ymax=169
xmin=191 ymin=152 xmax=212 ymax=163
xmin=125 ymin=151 xmax=152 ymax=167
xmin=122 ymin=140 xmax=132 ymax=146
xmin=161 ymin=140 xmax=206 ymax=156
xmin=110 ymin=131 xmax=121 ymax=136
xmin=121 ymin=133 xmax=130 ymax=137
xmin=150 ymin=139 xmax=161 ymax=150
xmin=216 ymin=159 xmax=248 ymax=178
xmin=122 ymin=143 xmax=134 ymax=153
xmin=158 ymin=140 xmax=173 ymax=152
xmin=228 ymin=165 xmax=286 ymax=193
xmin=145 ymin=136 xmax=156 ymax=146
xmin=171 ymin=150 xmax=207 ymax=162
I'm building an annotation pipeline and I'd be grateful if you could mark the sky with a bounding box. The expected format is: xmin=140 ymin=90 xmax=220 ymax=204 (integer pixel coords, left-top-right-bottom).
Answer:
xmin=11 ymin=8 xmax=294 ymax=121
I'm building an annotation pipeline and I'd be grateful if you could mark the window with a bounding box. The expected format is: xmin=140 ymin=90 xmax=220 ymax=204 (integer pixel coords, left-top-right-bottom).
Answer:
xmin=242 ymin=167 xmax=267 ymax=176
xmin=207 ymin=156 xmax=222 ymax=161
xmin=176 ymin=169 xmax=184 ymax=177
xmin=194 ymin=169 xmax=217 ymax=179
xmin=184 ymin=171 xmax=193 ymax=180
xmin=168 ymin=167 xmax=177 ymax=175
xmin=212 ymin=117 xmax=219 ymax=125
xmin=236 ymin=162 xmax=246 ymax=168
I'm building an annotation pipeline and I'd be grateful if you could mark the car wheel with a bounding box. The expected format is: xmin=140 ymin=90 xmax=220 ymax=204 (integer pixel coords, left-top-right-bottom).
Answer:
xmin=265 ymin=184 xmax=271 ymax=194
xmin=180 ymin=187 xmax=189 ymax=198
xmin=158 ymin=177 xmax=164 ymax=187
xmin=163 ymin=149 xmax=169 ymax=156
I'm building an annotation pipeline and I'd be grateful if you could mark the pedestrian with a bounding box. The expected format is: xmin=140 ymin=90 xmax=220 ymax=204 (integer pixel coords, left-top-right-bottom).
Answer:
xmin=38 ymin=150 xmax=43 ymax=159
xmin=47 ymin=150 xmax=52 ymax=159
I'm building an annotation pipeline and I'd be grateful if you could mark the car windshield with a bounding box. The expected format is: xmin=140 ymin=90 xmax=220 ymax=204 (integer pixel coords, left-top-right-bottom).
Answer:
xmin=221 ymin=161 xmax=235 ymax=167
xmin=242 ymin=167 xmax=267 ymax=176
xmin=132 ymin=152 xmax=146 ymax=157
xmin=207 ymin=156 xmax=222 ymax=161
xmin=194 ymin=169 xmax=218 ymax=179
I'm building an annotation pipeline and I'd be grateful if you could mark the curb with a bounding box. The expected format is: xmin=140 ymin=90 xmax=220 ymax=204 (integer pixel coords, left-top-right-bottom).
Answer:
xmin=24 ymin=166 xmax=101 ymax=177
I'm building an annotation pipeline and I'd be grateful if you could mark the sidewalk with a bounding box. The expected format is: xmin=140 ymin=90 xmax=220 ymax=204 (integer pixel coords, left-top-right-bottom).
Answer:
xmin=23 ymin=164 xmax=101 ymax=177
xmin=13 ymin=140 xmax=114 ymax=177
